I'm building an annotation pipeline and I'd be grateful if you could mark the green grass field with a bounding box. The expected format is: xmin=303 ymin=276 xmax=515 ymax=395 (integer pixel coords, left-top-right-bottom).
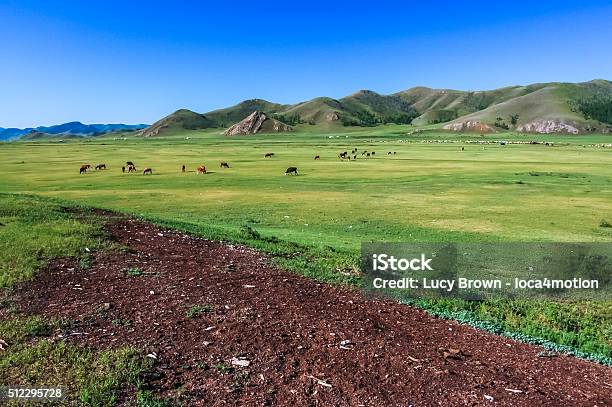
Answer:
xmin=1 ymin=126 xmax=611 ymax=361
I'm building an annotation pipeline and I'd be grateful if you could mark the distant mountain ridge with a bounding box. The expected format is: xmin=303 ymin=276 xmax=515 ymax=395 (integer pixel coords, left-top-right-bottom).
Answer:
xmin=138 ymin=79 xmax=612 ymax=137
xmin=0 ymin=121 xmax=148 ymax=141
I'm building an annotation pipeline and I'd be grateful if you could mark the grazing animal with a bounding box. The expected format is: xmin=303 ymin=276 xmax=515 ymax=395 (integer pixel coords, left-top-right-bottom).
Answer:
xmin=95 ymin=163 xmax=106 ymax=170
xmin=220 ymin=162 xmax=230 ymax=168
xmin=79 ymin=164 xmax=91 ymax=174
xmin=182 ymin=165 xmax=186 ymax=172
xmin=143 ymin=168 xmax=152 ymax=175
xmin=127 ymin=164 xmax=137 ymax=173
xmin=264 ymin=153 xmax=275 ymax=158
xmin=366 ymin=153 xmax=370 ymax=157
xmin=371 ymin=151 xmax=375 ymax=156
xmin=197 ymin=165 xmax=207 ymax=174
xmin=339 ymin=151 xmax=348 ymax=159
xmin=353 ymin=155 xmax=356 ymax=160
xmin=314 ymin=155 xmax=320 ymax=160
xmin=121 ymin=166 xmax=125 ymax=173
xmin=285 ymin=167 xmax=298 ymax=175
xmin=388 ymin=151 xmax=392 ymax=155
xmin=393 ymin=152 xmax=396 ymax=155
xmin=126 ymin=161 xmax=135 ymax=166
xmin=361 ymin=150 xmax=367 ymax=155
xmin=461 ymin=147 xmax=465 ymax=151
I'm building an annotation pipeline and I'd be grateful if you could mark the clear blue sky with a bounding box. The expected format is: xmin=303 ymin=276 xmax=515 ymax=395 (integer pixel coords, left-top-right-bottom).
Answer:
xmin=1 ymin=0 xmax=611 ymax=128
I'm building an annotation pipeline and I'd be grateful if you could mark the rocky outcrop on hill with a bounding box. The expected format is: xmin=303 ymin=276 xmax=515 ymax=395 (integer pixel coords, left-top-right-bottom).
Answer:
xmin=443 ymin=120 xmax=495 ymax=133
xmin=325 ymin=112 xmax=340 ymax=121
xmin=224 ymin=111 xmax=293 ymax=136
xmin=517 ymin=120 xmax=579 ymax=134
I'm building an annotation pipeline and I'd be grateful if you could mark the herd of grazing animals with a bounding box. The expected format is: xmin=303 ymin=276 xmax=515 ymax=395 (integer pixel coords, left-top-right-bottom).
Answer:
xmin=78 ymin=149 xmax=400 ymax=177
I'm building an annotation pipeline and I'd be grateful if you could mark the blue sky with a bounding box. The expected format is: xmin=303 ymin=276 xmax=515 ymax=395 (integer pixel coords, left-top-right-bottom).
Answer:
xmin=1 ymin=0 xmax=611 ymax=128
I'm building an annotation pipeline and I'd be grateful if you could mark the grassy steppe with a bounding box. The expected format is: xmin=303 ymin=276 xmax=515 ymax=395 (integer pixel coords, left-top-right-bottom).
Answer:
xmin=1 ymin=126 xmax=611 ymax=360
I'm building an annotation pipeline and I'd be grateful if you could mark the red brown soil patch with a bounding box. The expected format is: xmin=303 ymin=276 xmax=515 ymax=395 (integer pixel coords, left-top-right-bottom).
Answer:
xmin=10 ymin=213 xmax=612 ymax=406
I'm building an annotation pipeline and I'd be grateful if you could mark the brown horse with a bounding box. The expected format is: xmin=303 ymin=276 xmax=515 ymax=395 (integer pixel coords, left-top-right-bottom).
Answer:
xmin=79 ymin=164 xmax=91 ymax=174
xmin=127 ymin=164 xmax=137 ymax=173
xmin=143 ymin=168 xmax=152 ymax=175
xmin=197 ymin=165 xmax=207 ymax=174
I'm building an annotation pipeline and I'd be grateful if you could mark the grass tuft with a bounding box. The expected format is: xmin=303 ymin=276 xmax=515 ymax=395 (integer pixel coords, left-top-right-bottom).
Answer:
xmin=186 ymin=304 xmax=212 ymax=319
xmin=124 ymin=267 xmax=145 ymax=277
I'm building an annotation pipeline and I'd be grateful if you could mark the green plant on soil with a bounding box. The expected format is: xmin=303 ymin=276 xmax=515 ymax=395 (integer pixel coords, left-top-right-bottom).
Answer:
xmin=186 ymin=304 xmax=212 ymax=319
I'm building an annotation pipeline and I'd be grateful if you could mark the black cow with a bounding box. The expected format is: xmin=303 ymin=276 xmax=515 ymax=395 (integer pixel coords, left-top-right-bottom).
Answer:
xmin=285 ymin=167 xmax=298 ymax=175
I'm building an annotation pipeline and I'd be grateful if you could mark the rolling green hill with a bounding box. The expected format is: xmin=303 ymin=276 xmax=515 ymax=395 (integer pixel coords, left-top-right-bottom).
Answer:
xmin=337 ymin=90 xmax=419 ymax=126
xmin=442 ymin=81 xmax=612 ymax=133
xmin=137 ymin=80 xmax=612 ymax=137
xmin=138 ymin=109 xmax=216 ymax=137
xmin=205 ymin=99 xmax=291 ymax=128
xmin=396 ymin=85 xmax=547 ymax=125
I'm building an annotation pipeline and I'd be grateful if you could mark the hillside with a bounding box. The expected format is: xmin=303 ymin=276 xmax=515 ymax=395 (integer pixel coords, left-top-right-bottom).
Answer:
xmin=137 ymin=109 xmax=215 ymax=137
xmin=278 ymin=97 xmax=344 ymax=125
xmin=124 ymin=79 xmax=612 ymax=137
xmin=337 ymin=90 xmax=419 ymax=126
xmin=205 ymin=99 xmax=291 ymax=128
xmin=396 ymin=85 xmax=545 ymax=125
xmin=442 ymin=81 xmax=612 ymax=133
